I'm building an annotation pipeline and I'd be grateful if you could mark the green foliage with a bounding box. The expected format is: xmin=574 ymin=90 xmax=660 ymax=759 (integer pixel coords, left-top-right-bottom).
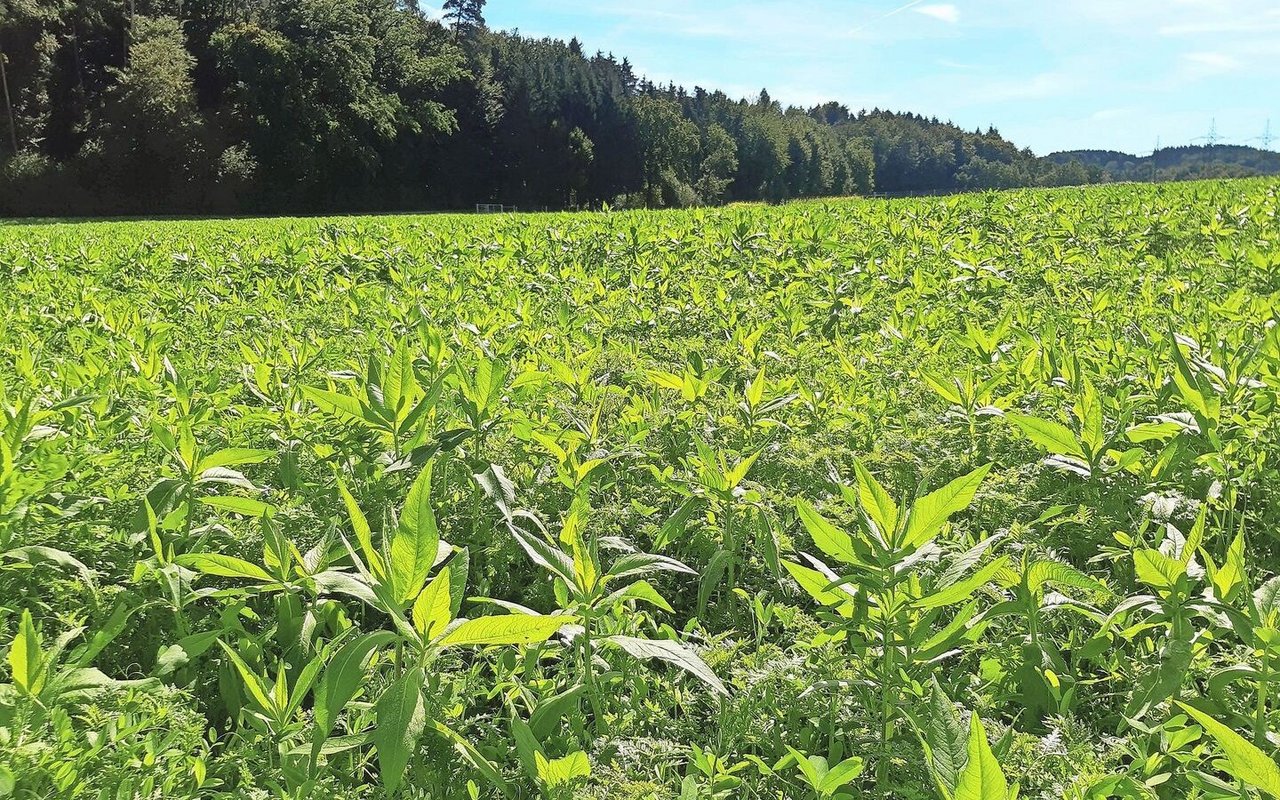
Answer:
xmin=1 ymin=179 xmax=1280 ymax=799
xmin=17 ymin=2 xmax=1278 ymax=215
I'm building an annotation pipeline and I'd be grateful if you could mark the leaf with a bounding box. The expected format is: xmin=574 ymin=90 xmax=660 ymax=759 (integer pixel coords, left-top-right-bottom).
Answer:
xmin=539 ymin=750 xmax=592 ymax=787
xmin=795 ymin=498 xmax=859 ymax=566
xmin=1254 ymin=575 xmax=1280 ymax=621
xmin=431 ymin=720 xmax=513 ymax=797
xmin=606 ymin=551 xmax=697 ymax=581
xmin=786 ymin=746 xmax=826 ymax=789
xmin=1025 ymin=560 xmax=1109 ymax=597
xmin=509 ymin=525 xmax=577 ymax=586
xmin=916 ymin=556 xmax=1009 ymax=610
xmin=784 ymin=558 xmax=855 ymax=612
xmin=1125 ymin=636 xmax=1193 ymax=719
xmin=1211 ymin=531 xmax=1246 ymax=602
xmin=437 ymin=614 xmax=572 ymax=648
xmin=853 ymin=459 xmax=899 ymax=538
xmin=193 ymin=467 xmax=257 ymax=490
xmin=384 ymin=341 xmax=413 ymax=416
xmin=1077 ymin=380 xmax=1105 ymax=455
xmin=3 ymin=545 xmax=95 ymax=587
xmin=176 ymin=553 xmax=274 ymax=582
xmin=1007 ymin=414 xmax=1084 ymax=458
xmin=1170 ymin=335 xmax=1215 ymax=423
xmin=313 ymin=570 xmax=378 ymax=606
xmin=412 ymin=568 xmax=453 ymax=640
xmin=922 ymin=371 xmax=964 ymax=405
xmin=1126 ymin=421 xmax=1185 ymax=444
xmin=954 ymin=713 xmax=1009 ymax=800
xmin=200 ymin=495 xmax=275 ymax=518
xmin=336 ymin=477 xmax=384 ymax=579
xmin=303 ymin=386 xmax=369 ymax=426
xmin=903 ymin=464 xmax=992 ymax=549
xmin=1177 ymin=702 xmax=1280 ymax=798
xmin=7 ymin=609 xmax=41 ymax=695
xmin=216 ymin=639 xmax=275 ymax=716
xmin=604 ymin=579 xmax=674 ymax=612
xmin=529 ymin=684 xmax=586 ymax=741
xmin=374 ymin=667 xmax=427 ymax=793
xmin=605 ymin=635 xmax=729 ymax=697
xmin=1132 ymin=549 xmax=1185 ymax=593
xmin=819 ymin=757 xmax=865 ymax=794
xmin=923 ymin=677 xmax=967 ymax=797
xmin=196 ymin=448 xmax=273 ymax=473
xmin=389 ymin=464 xmax=440 ymax=603
xmin=312 ymin=631 xmax=395 ymax=763
xmin=646 ymin=369 xmax=687 ymax=392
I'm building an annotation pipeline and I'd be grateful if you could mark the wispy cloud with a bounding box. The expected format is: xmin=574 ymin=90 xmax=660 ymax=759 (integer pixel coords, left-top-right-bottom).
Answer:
xmin=1159 ymin=7 xmax=1280 ymax=35
xmin=1181 ymin=51 xmax=1242 ymax=77
xmin=914 ymin=4 xmax=960 ymax=23
xmin=848 ymin=0 xmax=928 ymax=35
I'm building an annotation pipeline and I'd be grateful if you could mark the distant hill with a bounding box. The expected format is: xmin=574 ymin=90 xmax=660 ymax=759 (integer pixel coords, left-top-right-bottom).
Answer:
xmin=1046 ymin=145 xmax=1280 ymax=182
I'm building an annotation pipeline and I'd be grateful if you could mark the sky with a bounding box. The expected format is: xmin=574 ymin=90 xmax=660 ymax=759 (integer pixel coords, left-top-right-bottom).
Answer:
xmin=422 ymin=0 xmax=1280 ymax=156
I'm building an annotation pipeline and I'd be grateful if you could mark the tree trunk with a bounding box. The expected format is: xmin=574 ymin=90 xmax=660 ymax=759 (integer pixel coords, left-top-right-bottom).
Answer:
xmin=0 ymin=36 xmax=18 ymax=156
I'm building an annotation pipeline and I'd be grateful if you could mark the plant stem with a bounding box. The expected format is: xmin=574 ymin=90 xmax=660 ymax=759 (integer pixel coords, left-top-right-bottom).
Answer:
xmin=1256 ymin=645 xmax=1270 ymax=747
xmin=581 ymin=616 xmax=604 ymax=734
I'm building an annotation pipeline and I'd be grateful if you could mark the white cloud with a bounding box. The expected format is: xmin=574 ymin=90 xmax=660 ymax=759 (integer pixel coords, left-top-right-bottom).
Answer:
xmin=914 ymin=4 xmax=960 ymax=23
xmin=1182 ymin=51 xmax=1242 ymax=76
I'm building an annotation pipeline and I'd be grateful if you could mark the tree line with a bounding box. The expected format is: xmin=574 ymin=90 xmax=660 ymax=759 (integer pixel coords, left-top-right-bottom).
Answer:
xmin=0 ymin=0 xmax=1245 ymax=217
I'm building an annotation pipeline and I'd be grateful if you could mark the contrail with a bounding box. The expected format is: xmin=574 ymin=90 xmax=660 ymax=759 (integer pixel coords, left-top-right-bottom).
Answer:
xmin=849 ymin=0 xmax=930 ymax=35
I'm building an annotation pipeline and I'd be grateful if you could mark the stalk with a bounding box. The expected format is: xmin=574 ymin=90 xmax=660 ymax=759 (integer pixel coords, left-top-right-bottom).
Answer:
xmin=1256 ymin=644 xmax=1271 ymax=747
xmin=580 ymin=613 xmax=604 ymax=733
xmin=876 ymin=595 xmax=895 ymax=786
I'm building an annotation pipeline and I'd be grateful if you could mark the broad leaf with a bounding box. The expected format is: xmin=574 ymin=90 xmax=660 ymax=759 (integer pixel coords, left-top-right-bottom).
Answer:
xmin=903 ymin=464 xmax=991 ymax=549
xmin=389 ymin=464 xmax=440 ymax=602
xmin=437 ymin=614 xmax=571 ymax=648
xmin=853 ymin=459 xmax=899 ymax=538
xmin=605 ymin=635 xmax=729 ymax=697
xmin=374 ymin=667 xmax=427 ymax=793
xmin=412 ymin=568 xmax=454 ymax=640
xmin=795 ymin=498 xmax=859 ymax=566
xmin=1007 ymin=414 xmax=1084 ymax=459
xmin=7 ymin=610 xmax=41 ymax=695
xmin=1177 ymin=702 xmax=1280 ymax=798
xmin=176 ymin=553 xmax=274 ymax=582
xmin=312 ymin=631 xmax=395 ymax=763
xmin=954 ymin=713 xmax=1009 ymax=800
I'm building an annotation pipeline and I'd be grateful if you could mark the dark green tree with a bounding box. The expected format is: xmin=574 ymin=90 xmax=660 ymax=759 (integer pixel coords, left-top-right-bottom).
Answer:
xmin=442 ymin=0 xmax=484 ymax=36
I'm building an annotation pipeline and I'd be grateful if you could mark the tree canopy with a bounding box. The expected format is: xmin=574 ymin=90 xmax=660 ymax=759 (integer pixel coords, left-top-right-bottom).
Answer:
xmin=0 ymin=0 xmax=1274 ymax=216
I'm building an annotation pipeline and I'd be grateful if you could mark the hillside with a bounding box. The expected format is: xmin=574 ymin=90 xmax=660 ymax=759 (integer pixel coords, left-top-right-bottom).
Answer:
xmin=1047 ymin=144 xmax=1280 ymax=182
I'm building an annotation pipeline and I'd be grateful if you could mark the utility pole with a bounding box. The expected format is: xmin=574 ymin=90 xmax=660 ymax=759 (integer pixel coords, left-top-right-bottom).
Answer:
xmin=1262 ymin=120 xmax=1274 ymax=151
xmin=1206 ymin=118 xmax=1219 ymax=146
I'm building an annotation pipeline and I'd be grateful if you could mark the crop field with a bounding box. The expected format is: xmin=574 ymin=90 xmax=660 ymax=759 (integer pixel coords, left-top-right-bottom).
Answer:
xmin=3 ymin=179 xmax=1280 ymax=799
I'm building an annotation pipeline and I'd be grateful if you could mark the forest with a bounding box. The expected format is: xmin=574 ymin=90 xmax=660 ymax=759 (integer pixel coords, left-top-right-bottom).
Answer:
xmin=0 ymin=0 xmax=1180 ymax=217
xmin=2 ymin=0 xmax=1278 ymax=217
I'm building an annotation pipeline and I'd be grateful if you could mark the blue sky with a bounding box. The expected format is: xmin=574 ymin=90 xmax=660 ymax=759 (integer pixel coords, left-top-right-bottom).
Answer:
xmin=423 ymin=0 xmax=1280 ymax=155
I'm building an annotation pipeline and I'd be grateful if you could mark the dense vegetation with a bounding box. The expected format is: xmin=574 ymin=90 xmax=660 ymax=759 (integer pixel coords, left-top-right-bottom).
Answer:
xmin=1047 ymin=146 xmax=1280 ymax=185
xmin=3 ymin=178 xmax=1280 ymax=798
xmin=5 ymin=0 xmax=1275 ymax=217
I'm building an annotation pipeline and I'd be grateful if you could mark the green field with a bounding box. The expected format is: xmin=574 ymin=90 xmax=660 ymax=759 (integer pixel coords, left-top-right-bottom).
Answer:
xmin=3 ymin=179 xmax=1280 ymax=799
